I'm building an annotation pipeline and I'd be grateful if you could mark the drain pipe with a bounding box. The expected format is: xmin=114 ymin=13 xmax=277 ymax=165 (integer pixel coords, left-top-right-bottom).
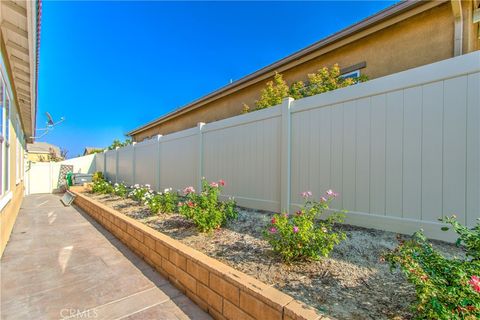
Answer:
xmin=451 ymin=0 xmax=463 ymax=56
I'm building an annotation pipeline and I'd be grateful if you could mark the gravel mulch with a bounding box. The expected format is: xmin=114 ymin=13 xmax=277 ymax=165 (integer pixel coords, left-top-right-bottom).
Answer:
xmin=85 ymin=192 xmax=463 ymax=320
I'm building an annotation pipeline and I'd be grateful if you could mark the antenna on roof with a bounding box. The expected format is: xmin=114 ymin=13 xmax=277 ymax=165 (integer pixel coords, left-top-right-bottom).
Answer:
xmin=30 ymin=112 xmax=65 ymax=139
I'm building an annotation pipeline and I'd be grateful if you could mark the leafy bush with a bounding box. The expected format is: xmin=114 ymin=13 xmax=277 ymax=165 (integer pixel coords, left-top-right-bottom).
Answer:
xmin=113 ymin=182 xmax=128 ymax=198
xmin=92 ymin=172 xmax=104 ymax=183
xmin=145 ymin=188 xmax=179 ymax=214
xmin=178 ymin=179 xmax=237 ymax=232
xmin=92 ymin=178 xmax=114 ymax=194
xmin=384 ymin=216 xmax=480 ymax=319
xmin=246 ymin=64 xmax=368 ymax=112
xmin=128 ymin=184 xmax=152 ymax=203
xmin=264 ymin=190 xmax=345 ymax=262
xmin=255 ymin=73 xmax=289 ymax=110
xmin=108 ymin=138 xmax=132 ymax=150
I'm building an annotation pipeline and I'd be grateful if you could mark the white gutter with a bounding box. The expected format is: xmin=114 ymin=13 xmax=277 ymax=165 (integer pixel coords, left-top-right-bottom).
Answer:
xmin=451 ymin=0 xmax=463 ymax=56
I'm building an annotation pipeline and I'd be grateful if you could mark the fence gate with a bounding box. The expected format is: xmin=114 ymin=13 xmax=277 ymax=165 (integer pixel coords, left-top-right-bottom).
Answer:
xmin=26 ymin=162 xmax=56 ymax=194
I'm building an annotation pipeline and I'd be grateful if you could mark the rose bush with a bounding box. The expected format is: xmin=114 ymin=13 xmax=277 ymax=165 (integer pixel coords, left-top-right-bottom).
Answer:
xmin=384 ymin=216 xmax=480 ymax=319
xmin=178 ymin=179 xmax=237 ymax=232
xmin=145 ymin=188 xmax=179 ymax=214
xmin=128 ymin=184 xmax=151 ymax=203
xmin=113 ymin=182 xmax=128 ymax=198
xmin=264 ymin=190 xmax=345 ymax=262
xmin=91 ymin=177 xmax=114 ymax=194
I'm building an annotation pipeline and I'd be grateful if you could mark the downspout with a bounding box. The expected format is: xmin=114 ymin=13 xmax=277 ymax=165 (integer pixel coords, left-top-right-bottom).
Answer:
xmin=451 ymin=0 xmax=463 ymax=56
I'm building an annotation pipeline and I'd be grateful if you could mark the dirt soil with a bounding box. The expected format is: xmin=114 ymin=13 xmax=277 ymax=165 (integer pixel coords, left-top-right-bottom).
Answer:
xmin=86 ymin=192 xmax=464 ymax=320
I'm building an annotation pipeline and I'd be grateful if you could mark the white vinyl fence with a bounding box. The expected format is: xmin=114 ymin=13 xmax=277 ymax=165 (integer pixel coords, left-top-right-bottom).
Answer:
xmin=95 ymin=52 xmax=480 ymax=241
xmin=26 ymin=154 xmax=96 ymax=194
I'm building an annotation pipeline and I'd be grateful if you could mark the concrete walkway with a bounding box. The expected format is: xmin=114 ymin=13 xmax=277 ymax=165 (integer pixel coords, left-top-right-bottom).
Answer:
xmin=1 ymin=194 xmax=211 ymax=320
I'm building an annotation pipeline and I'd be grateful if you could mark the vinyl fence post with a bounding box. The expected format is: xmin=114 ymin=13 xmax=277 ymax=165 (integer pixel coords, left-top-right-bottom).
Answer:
xmin=197 ymin=122 xmax=205 ymax=193
xmin=103 ymin=149 xmax=107 ymax=177
xmin=280 ymin=97 xmax=294 ymax=213
xmin=131 ymin=142 xmax=137 ymax=186
xmin=115 ymin=147 xmax=120 ymax=184
xmin=156 ymin=134 xmax=162 ymax=191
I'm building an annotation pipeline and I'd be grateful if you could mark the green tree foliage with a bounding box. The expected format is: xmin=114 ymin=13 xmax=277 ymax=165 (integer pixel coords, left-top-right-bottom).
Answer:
xmin=247 ymin=64 xmax=368 ymax=112
xmin=108 ymin=138 xmax=132 ymax=150
xmin=254 ymin=73 xmax=289 ymax=110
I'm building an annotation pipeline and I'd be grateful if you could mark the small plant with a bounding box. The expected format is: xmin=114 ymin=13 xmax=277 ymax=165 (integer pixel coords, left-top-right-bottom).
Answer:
xmin=178 ymin=179 xmax=237 ymax=232
xmin=113 ymin=182 xmax=128 ymax=198
xmin=264 ymin=190 xmax=345 ymax=262
xmin=128 ymin=184 xmax=152 ymax=203
xmin=92 ymin=172 xmax=104 ymax=183
xmin=91 ymin=178 xmax=114 ymax=194
xmin=384 ymin=216 xmax=480 ymax=319
xmin=145 ymin=188 xmax=179 ymax=214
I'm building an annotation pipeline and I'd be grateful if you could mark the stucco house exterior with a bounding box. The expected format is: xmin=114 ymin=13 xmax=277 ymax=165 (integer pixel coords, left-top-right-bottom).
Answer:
xmin=26 ymin=141 xmax=62 ymax=162
xmin=128 ymin=0 xmax=480 ymax=142
xmin=0 ymin=1 xmax=40 ymax=256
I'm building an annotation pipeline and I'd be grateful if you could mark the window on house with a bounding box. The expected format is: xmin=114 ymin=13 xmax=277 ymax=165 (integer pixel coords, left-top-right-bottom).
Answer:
xmin=15 ymin=116 xmax=21 ymax=184
xmin=0 ymin=80 xmax=3 ymax=195
xmin=340 ymin=70 xmax=361 ymax=80
xmin=4 ymin=95 xmax=10 ymax=194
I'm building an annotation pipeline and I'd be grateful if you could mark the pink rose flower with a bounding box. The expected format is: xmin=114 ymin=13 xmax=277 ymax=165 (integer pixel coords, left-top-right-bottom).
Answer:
xmin=293 ymin=226 xmax=299 ymax=233
xmin=295 ymin=210 xmax=302 ymax=216
xmin=320 ymin=196 xmax=327 ymax=202
xmin=218 ymin=179 xmax=225 ymax=186
xmin=301 ymin=191 xmax=312 ymax=198
xmin=209 ymin=182 xmax=219 ymax=188
xmin=269 ymin=227 xmax=277 ymax=234
xmin=183 ymin=186 xmax=195 ymax=195
xmin=271 ymin=217 xmax=276 ymax=224
xmin=326 ymin=189 xmax=338 ymax=198
xmin=469 ymin=275 xmax=480 ymax=293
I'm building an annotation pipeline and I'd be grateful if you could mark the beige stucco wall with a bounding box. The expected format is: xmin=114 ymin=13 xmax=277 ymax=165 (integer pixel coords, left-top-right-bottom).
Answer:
xmin=0 ymin=121 xmax=26 ymax=256
xmin=132 ymin=2 xmax=477 ymax=141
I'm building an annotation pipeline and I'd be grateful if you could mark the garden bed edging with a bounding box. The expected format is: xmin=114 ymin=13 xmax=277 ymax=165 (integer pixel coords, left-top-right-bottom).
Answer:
xmin=70 ymin=188 xmax=327 ymax=320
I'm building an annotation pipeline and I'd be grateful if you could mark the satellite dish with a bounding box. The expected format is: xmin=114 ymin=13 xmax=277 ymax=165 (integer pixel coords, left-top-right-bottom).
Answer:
xmin=30 ymin=112 xmax=65 ymax=139
xmin=46 ymin=112 xmax=54 ymax=126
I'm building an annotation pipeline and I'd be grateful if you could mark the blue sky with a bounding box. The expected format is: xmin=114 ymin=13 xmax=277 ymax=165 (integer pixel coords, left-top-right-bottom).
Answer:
xmin=38 ymin=1 xmax=397 ymax=158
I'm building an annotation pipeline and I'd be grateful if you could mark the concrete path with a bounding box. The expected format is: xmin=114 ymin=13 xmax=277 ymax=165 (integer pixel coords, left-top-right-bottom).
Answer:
xmin=1 ymin=194 xmax=211 ymax=320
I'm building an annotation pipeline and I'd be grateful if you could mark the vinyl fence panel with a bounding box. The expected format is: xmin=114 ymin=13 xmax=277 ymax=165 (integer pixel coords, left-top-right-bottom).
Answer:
xmin=203 ymin=107 xmax=282 ymax=212
xmin=158 ymin=128 xmax=198 ymax=192
xmin=104 ymin=150 xmax=117 ymax=182
xmin=117 ymin=145 xmax=134 ymax=185
xmin=132 ymin=138 xmax=158 ymax=189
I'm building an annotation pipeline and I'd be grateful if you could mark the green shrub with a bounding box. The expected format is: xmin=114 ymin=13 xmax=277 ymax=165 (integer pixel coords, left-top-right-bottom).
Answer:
xmin=92 ymin=172 xmax=104 ymax=183
xmin=384 ymin=216 xmax=480 ymax=319
xmin=264 ymin=190 xmax=345 ymax=262
xmin=178 ymin=179 xmax=237 ymax=232
xmin=128 ymin=184 xmax=152 ymax=203
xmin=108 ymin=138 xmax=132 ymax=150
xmin=255 ymin=73 xmax=289 ymax=110
xmin=113 ymin=182 xmax=128 ymax=198
xmin=92 ymin=178 xmax=113 ymax=194
xmin=248 ymin=64 xmax=368 ymax=112
xmin=145 ymin=188 xmax=179 ymax=214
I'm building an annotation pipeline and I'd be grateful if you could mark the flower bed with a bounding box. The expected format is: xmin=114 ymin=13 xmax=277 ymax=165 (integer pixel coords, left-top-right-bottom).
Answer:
xmin=75 ymin=188 xmax=465 ymax=319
